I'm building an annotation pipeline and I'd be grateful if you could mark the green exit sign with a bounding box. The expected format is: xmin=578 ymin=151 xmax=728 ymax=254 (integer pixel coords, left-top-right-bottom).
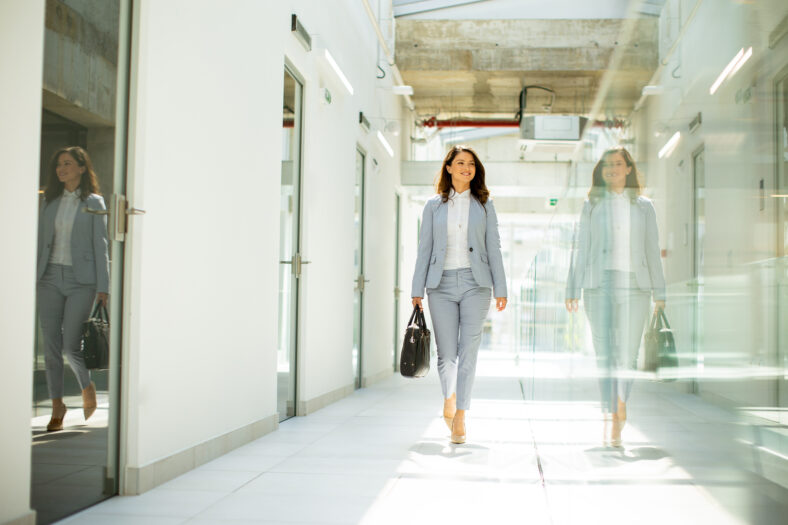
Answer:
xmin=549 ymin=198 xmax=558 ymax=207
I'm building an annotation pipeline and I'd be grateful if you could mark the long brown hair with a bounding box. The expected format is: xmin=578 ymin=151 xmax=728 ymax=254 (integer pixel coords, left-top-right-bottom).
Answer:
xmin=43 ymin=146 xmax=101 ymax=202
xmin=588 ymin=146 xmax=642 ymax=203
xmin=435 ymin=145 xmax=490 ymax=205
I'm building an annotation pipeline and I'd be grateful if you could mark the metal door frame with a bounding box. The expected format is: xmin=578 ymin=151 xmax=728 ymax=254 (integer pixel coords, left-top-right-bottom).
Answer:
xmin=354 ymin=146 xmax=367 ymax=389
xmin=282 ymin=60 xmax=306 ymax=419
xmin=690 ymin=144 xmax=705 ymax=395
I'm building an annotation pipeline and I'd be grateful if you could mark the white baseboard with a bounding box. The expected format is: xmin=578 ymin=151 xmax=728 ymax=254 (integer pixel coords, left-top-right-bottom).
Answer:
xmin=298 ymin=383 xmax=354 ymax=415
xmin=2 ymin=511 xmax=36 ymax=525
xmin=123 ymin=413 xmax=278 ymax=495
xmin=362 ymin=368 xmax=393 ymax=388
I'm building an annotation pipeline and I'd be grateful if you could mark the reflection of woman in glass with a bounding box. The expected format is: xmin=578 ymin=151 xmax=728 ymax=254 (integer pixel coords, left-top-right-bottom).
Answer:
xmin=565 ymin=147 xmax=665 ymax=447
xmin=411 ymin=146 xmax=508 ymax=445
xmin=37 ymin=147 xmax=109 ymax=432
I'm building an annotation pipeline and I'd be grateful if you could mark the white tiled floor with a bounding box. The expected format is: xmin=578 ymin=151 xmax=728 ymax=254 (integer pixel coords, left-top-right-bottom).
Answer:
xmin=59 ymin=358 xmax=788 ymax=525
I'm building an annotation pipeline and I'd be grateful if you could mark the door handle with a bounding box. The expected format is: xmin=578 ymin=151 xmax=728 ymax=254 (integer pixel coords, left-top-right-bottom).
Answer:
xmin=83 ymin=208 xmax=109 ymax=215
xmin=355 ymin=275 xmax=370 ymax=292
xmin=281 ymin=254 xmax=311 ymax=276
xmin=127 ymin=208 xmax=146 ymax=215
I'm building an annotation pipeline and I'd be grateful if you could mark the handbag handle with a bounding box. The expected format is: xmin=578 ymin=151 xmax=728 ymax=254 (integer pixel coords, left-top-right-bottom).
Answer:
xmin=407 ymin=304 xmax=428 ymax=330
xmin=91 ymin=302 xmax=110 ymax=323
xmin=658 ymin=307 xmax=670 ymax=330
xmin=407 ymin=304 xmax=420 ymax=327
xmin=415 ymin=308 xmax=427 ymax=330
xmin=649 ymin=307 xmax=664 ymax=331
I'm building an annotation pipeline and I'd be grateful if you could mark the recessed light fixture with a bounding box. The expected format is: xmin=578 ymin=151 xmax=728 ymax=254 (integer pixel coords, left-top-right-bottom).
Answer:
xmin=377 ymin=130 xmax=394 ymax=157
xmin=641 ymin=85 xmax=665 ymax=96
xmin=323 ymin=49 xmax=353 ymax=95
xmin=658 ymin=131 xmax=681 ymax=159
xmin=709 ymin=47 xmax=752 ymax=95
xmin=391 ymin=85 xmax=414 ymax=96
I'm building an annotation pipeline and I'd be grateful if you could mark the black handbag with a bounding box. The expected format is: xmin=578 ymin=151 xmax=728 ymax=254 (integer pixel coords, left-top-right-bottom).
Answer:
xmin=81 ymin=303 xmax=110 ymax=370
xmin=400 ymin=305 xmax=431 ymax=378
xmin=643 ymin=307 xmax=677 ymax=374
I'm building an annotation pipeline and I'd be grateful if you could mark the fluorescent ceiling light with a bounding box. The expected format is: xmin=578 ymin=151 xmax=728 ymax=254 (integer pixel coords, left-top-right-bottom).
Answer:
xmin=658 ymin=131 xmax=681 ymax=159
xmin=323 ymin=49 xmax=354 ymax=95
xmin=391 ymin=85 xmax=414 ymax=95
xmin=641 ymin=85 xmax=665 ymax=96
xmin=377 ymin=130 xmax=394 ymax=157
xmin=728 ymin=46 xmax=753 ymax=79
xmin=709 ymin=47 xmax=752 ymax=95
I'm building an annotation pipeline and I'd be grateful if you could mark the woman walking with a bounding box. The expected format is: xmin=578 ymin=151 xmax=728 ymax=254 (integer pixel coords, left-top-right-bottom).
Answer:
xmin=411 ymin=145 xmax=507 ymax=444
xmin=37 ymin=146 xmax=110 ymax=432
xmin=565 ymin=146 xmax=665 ymax=447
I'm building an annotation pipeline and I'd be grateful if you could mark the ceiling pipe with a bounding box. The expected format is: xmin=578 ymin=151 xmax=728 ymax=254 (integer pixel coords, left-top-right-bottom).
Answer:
xmin=360 ymin=0 xmax=415 ymax=112
xmin=420 ymin=117 xmax=626 ymax=129
xmin=422 ymin=117 xmax=520 ymax=128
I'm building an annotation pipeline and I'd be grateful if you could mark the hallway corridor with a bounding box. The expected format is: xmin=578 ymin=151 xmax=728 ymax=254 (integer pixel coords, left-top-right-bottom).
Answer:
xmin=59 ymin=356 xmax=788 ymax=525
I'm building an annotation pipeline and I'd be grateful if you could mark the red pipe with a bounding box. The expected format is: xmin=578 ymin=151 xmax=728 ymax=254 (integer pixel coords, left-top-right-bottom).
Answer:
xmin=421 ymin=116 xmax=519 ymax=128
xmin=419 ymin=116 xmax=626 ymax=129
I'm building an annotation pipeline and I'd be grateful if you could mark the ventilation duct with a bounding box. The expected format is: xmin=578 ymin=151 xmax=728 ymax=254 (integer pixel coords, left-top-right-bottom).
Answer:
xmin=519 ymin=116 xmax=588 ymax=141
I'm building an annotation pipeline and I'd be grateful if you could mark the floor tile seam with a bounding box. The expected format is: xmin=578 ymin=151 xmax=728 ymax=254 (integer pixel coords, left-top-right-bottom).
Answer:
xmin=62 ymin=511 xmax=191 ymax=523
xmin=540 ymin=477 xmax=752 ymax=486
xmin=198 ymin=454 xmax=291 ymax=473
xmin=395 ymin=472 xmax=543 ymax=484
xmin=518 ymin=378 xmax=557 ymax=524
xmin=233 ymin=441 xmax=313 ymax=457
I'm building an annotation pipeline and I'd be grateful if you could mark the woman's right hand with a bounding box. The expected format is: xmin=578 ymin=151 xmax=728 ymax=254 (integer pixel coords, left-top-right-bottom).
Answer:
xmin=565 ymin=299 xmax=579 ymax=313
xmin=412 ymin=297 xmax=423 ymax=311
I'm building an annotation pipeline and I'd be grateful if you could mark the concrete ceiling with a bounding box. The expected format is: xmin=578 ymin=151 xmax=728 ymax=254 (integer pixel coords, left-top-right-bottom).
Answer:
xmin=394 ymin=18 xmax=659 ymax=120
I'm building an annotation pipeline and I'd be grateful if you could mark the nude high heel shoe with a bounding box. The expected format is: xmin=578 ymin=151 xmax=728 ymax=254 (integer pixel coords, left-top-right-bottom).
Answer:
xmin=82 ymin=381 xmax=97 ymax=420
xmin=443 ymin=394 xmax=456 ymax=431
xmin=451 ymin=416 xmax=466 ymax=444
xmin=617 ymin=398 xmax=627 ymax=431
xmin=610 ymin=413 xmax=623 ymax=448
xmin=47 ymin=403 xmax=67 ymax=432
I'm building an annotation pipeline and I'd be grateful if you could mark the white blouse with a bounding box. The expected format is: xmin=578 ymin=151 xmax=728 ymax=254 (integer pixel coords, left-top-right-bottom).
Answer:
xmin=444 ymin=188 xmax=472 ymax=270
xmin=49 ymin=189 xmax=81 ymax=266
xmin=605 ymin=190 xmax=631 ymax=272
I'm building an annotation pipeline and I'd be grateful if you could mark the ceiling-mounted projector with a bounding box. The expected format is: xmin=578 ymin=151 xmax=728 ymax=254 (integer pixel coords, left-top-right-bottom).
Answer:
xmin=520 ymin=116 xmax=588 ymax=141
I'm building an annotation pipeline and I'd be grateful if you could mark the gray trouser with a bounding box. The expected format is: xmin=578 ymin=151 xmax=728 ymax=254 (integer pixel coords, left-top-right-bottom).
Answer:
xmin=37 ymin=264 xmax=94 ymax=399
xmin=427 ymin=268 xmax=492 ymax=410
xmin=583 ymin=270 xmax=650 ymax=413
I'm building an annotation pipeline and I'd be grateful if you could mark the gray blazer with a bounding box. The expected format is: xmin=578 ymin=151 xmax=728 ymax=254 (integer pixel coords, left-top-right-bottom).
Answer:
xmin=37 ymin=193 xmax=110 ymax=294
xmin=411 ymin=194 xmax=507 ymax=298
xmin=566 ymin=194 xmax=666 ymax=301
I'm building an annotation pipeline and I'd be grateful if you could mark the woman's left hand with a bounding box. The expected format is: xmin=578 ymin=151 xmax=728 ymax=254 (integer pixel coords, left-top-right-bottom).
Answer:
xmin=495 ymin=297 xmax=507 ymax=311
xmin=96 ymin=292 xmax=109 ymax=308
xmin=654 ymin=300 xmax=665 ymax=313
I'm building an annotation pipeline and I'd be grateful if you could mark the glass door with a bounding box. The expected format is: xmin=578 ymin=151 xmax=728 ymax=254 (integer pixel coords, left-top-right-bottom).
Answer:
xmin=353 ymin=148 xmax=367 ymax=389
xmin=31 ymin=0 xmax=132 ymax=522
xmin=393 ymin=193 xmax=402 ymax=371
xmin=691 ymin=145 xmax=706 ymax=392
xmin=776 ymin=71 xmax=788 ymax=421
xmin=277 ymin=67 xmax=304 ymax=421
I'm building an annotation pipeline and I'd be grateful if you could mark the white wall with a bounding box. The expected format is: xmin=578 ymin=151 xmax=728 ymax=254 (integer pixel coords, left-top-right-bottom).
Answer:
xmin=286 ymin=0 xmax=404 ymax=398
xmin=122 ymin=0 xmax=404 ymax=484
xmin=124 ymin=0 xmax=287 ymax=471
xmin=0 ymin=2 xmax=45 ymax=523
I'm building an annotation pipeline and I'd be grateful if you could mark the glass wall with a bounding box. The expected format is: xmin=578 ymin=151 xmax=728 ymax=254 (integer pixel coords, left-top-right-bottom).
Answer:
xmin=32 ymin=0 xmax=130 ymax=522
xmin=403 ymin=0 xmax=788 ymax=517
